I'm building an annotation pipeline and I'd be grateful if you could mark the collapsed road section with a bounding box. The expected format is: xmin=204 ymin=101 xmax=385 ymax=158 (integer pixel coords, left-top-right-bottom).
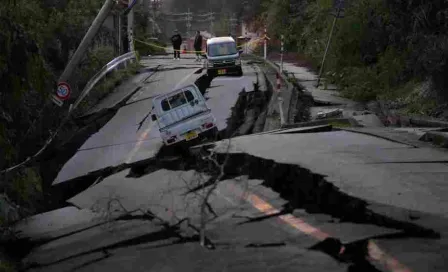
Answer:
xmin=37 ymin=60 xmax=273 ymax=209
xmin=14 ymin=58 xmax=448 ymax=272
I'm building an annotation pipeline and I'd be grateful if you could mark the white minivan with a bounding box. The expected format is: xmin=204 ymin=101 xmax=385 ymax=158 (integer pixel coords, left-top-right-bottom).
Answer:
xmin=151 ymin=84 xmax=218 ymax=146
xmin=204 ymin=37 xmax=244 ymax=77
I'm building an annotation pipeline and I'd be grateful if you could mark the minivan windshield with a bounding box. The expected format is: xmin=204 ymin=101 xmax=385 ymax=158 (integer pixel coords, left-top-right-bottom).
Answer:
xmin=207 ymin=42 xmax=237 ymax=57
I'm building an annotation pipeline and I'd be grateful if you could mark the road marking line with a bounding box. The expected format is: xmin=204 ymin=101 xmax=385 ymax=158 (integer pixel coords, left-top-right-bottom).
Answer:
xmin=245 ymin=193 xmax=330 ymax=241
xmin=239 ymin=189 xmax=411 ymax=272
xmin=175 ymin=69 xmax=202 ymax=89
xmin=368 ymin=241 xmax=412 ymax=272
xmin=125 ymin=123 xmax=155 ymax=164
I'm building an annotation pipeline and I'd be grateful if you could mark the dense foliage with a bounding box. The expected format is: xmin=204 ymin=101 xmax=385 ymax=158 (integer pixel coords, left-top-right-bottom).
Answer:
xmin=0 ymin=0 xmax=132 ymax=226
xmin=249 ymin=0 xmax=448 ymax=111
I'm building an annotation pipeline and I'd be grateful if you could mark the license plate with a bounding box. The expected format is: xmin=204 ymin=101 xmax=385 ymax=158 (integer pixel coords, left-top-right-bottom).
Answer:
xmin=185 ymin=131 xmax=198 ymax=141
xmin=218 ymin=69 xmax=226 ymax=75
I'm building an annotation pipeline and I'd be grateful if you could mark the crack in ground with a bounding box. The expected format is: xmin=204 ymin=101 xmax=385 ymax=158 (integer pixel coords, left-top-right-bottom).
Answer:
xmin=156 ymin=66 xmax=203 ymax=72
xmin=20 ymin=60 xmax=435 ymax=271
xmin=121 ymin=146 xmax=440 ymax=271
xmin=367 ymin=161 xmax=448 ymax=164
xmin=24 ymin=227 xmax=181 ymax=271
xmin=309 ymin=238 xmax=382 ymax=272
xmin=236 ymin=208 xmax=292 ymax=226
xmin=245 ymin=242 xmax=286 ymax=248
xmin=69 ymin=251 xmax=112 ymax=272
xmin=8 ymin=209 xmax=158 ymax=264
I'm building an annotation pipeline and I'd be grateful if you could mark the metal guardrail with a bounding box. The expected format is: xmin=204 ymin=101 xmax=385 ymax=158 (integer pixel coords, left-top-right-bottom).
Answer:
xmin=71 ymin=52 xmax=137 ymax=112
xmin=1 ymin=52 xmax=137 ymax=174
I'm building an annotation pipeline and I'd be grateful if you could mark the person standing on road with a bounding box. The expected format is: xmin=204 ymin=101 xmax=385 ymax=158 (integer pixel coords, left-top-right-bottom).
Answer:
xmin=171 ymin=30 xmax=182 ymax=60
xmin=194 ymin=31 xmax=203 ymax=62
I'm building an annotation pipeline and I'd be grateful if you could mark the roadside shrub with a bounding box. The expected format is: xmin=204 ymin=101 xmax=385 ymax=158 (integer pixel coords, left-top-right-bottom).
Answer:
xmin=77 ymin=62 xmax=141 ymax=114
xmin=258 ymin=0 xmax=448 ymax=107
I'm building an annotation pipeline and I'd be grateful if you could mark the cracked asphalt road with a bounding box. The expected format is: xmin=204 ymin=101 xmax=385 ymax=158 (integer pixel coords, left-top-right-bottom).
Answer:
xmin=52 ymin=56 xmax=260 ymax=185
xmin=15 ymin=55 xmax=448 ymax=272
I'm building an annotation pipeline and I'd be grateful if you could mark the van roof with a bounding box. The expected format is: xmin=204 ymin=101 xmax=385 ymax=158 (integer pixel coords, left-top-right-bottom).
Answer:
xmin=207 ymin=36 xmax=235 ymax=45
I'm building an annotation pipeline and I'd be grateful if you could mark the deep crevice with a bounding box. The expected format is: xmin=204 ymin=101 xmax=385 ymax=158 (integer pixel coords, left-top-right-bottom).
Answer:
xmin=245 ymin=242 xmax=286 ymax=248
xmin=236 ymin=208 xmax=292 ymax=225
xmin=125 ymin=146 xmax=440 ymax=242
xmin=202 ymin=152 xmax=439 ymax=239
xmin=22 ymin=225 xmax=183 ymax=271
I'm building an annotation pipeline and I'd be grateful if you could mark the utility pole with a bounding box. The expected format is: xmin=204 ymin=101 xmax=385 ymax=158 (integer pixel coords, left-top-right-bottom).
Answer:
xmin=151 ymin=0 xmax=157 ymax=36
xmin=209 ymin=11 xmax=215 ymax=35
xmin=264 ymin=27 xmax=267 ymax=59
xmin=58 ymin=0 xmax=115 ymax=85
xmin=127 ymin=0 xmax=135 ymax=53
xmin=118 ymin=16 xmax=122 ymax=55
xmin=245 ymin=31 xmax=248 ymax=53
xmin=316 ymin=0 xmax=345 ymax=87
xmin=229 ymin=13 xmax=237 ymax=36
xmin=186 ymin=8 xmax=192 ymax=38
xmin=280 ymin=34 xmax=284 ymax=73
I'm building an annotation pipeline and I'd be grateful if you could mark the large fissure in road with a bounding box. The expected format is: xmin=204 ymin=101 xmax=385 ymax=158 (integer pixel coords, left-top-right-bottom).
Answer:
xmin=16 ymin=67 xmax=441 ymax=271
xmin=124 ymin=145 xmax=441 ymax=271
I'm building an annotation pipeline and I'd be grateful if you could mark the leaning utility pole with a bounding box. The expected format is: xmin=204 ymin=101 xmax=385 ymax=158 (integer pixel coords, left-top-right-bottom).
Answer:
xmin=316 ymin=0 xmax=345 ymax=87
xmin=58 ymin=0 xmax=115 ymax=85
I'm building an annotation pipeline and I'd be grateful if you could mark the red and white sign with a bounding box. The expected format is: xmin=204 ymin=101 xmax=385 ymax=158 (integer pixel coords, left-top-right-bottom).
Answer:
xmin=56 ymin=82 xmax=71 ymax=100
xmin=276 ymin=73 xmax=282 ymax=92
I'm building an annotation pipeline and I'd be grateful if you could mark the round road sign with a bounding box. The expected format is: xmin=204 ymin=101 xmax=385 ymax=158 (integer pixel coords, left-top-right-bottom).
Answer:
xmin=56 ymin=82 xmax=71 ymax=100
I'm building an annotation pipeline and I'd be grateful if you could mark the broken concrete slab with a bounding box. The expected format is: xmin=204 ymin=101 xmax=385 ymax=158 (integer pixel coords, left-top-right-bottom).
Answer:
xmin=13 ymin=207 xmax=103 ymax=241
xmin=51 ymin=66 xmax=210 ymax=185
xmin=272 ymin=125 xmax=333 ymax=135
xmin=282 ymin=118 xmax=360 ymax=129
xmin=342 ymin=127 xmax=438 ymax=148
xmin=419 ymin=131 xmax=448 ymax=148
xmin=210 ymin=131 xmax=448 ymax=218
xmin=41 ymin=242 xmax=348 ymax=272
xmin=291 ymin=209 xmax=401 ymax=245
xmin=68 ymin=169 xmax=208 ymax=226
xmin=23 ymin=219 xmax=168 ymax=268
xmin=368 ymin=202 xmax=448 ymax=236
xmin=370 ymin=237 xmax=448 ymax=272
xmin=315 ymin=108 xmax=343 ymax=120
xmin=213 ymin=178 xmax=400 ymax=248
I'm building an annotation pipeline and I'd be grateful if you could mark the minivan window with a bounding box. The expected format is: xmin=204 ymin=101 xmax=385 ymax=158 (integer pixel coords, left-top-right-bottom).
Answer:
xmin=185 ymin=90 xmax=195 ymax=102
xmin=208 ymin=42 xmax=237 ymax=57
xmin=161 ymin=90 xmax=195 ymax=111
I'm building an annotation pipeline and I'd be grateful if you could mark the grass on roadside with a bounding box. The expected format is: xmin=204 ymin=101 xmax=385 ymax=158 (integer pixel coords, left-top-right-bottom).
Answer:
xmin=77 ymin=63 xmax=141 ymax=113
xmin=0 ymin=260 xmax=16 ymax=272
